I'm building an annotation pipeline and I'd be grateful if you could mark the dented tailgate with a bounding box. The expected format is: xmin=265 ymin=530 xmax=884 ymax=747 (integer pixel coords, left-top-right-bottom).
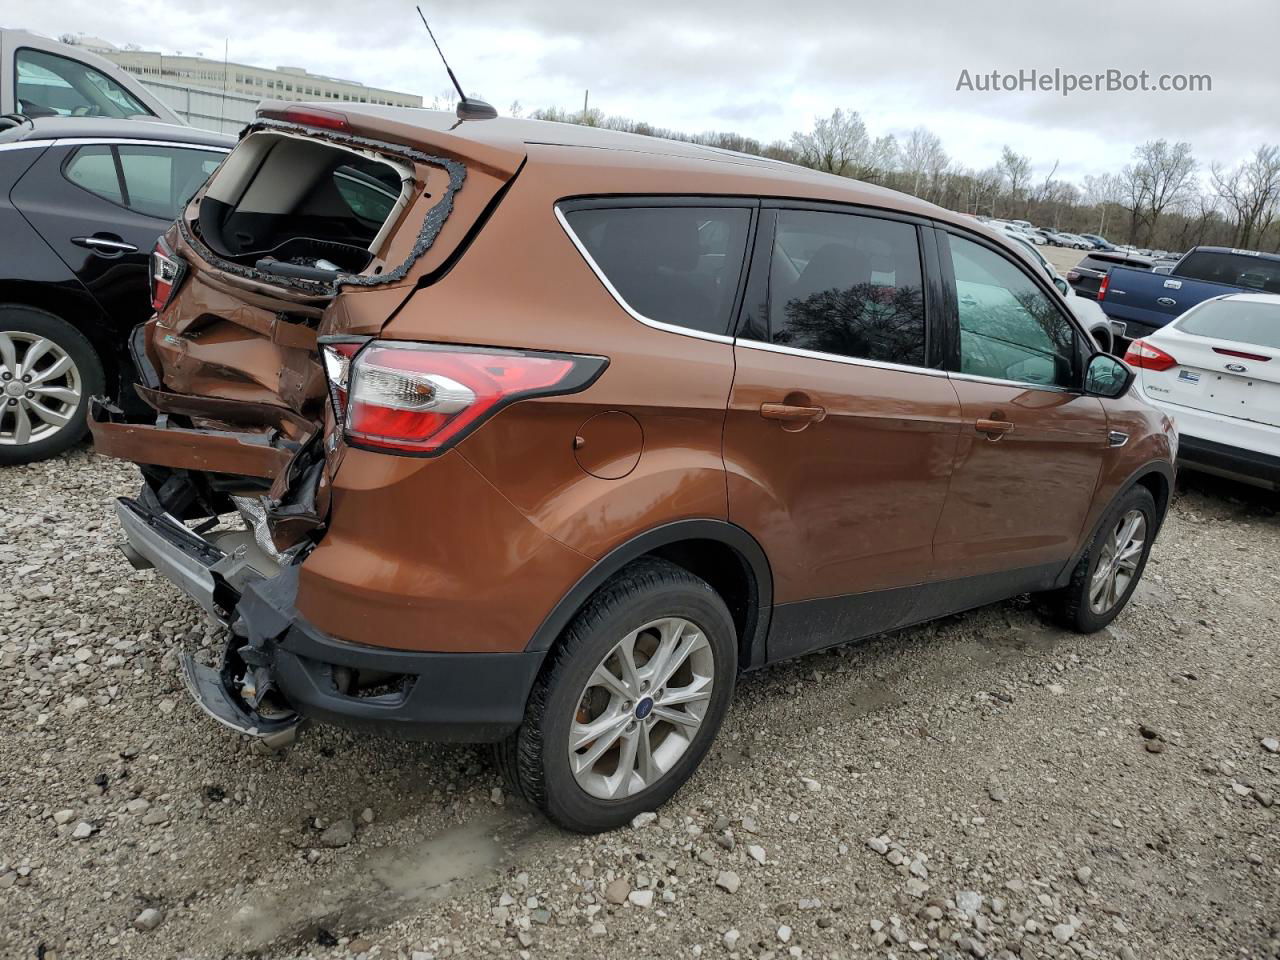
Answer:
xmin=90 ymin=107 xmax=525 ymax=543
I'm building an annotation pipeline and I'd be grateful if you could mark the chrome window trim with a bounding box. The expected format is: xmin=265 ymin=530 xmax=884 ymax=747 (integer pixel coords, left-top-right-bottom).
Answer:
xmin=734 ymin=337 xmax=947 ymax=378
xmin=0 ymin=138 xmax=230 ymax=153
xmin=947 ymin=369 xmax=1077 ymax=394
xmin=553 ymin=204 xmax=735 ymax=345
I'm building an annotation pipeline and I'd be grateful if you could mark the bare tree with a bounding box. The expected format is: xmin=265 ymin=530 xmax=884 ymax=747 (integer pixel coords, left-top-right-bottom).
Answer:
xmin=1117 ymin=140 xmax=1197 ymax=245
xmin=791 ymin=109 xmax=897 ymax=182
xmin=1082 ymin=172 xmax=1123 ymax=236
xmin=997 ymin=146 xmax=1033 ymax=217
xmin=1211 ymin=145 xmax=1280 ymax=249
xmin=900 ymin=128 xmax=948 ymax=199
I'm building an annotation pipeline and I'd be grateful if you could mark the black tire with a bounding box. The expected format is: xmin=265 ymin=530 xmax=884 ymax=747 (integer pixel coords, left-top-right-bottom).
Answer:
xmin=1044 ymin=485 xmax=1157 ymax=633
xmin=0 ymin=305 xmax=104 ymax=466
xmin=497 ymin=557 xmax=737 ymax=833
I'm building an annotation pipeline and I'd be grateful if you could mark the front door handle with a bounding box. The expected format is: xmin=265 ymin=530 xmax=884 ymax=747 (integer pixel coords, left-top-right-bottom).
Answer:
xmin=975 ymin=417 xmax=1014 ymax=439
xmin=71 ymin=234 xmax=138 ymax=255
xmin=760 ymin=402 xmax=826 ymax=425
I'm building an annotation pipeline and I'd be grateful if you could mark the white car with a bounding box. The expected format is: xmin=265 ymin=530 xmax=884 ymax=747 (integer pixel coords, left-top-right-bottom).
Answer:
xmin=1010 ymin=237 xmax=1122 ymax=353
xmin=1125 ymin=293 xmax=1280 ymax=490
xmin=990 ymin=221 xmax=1046 ymax=246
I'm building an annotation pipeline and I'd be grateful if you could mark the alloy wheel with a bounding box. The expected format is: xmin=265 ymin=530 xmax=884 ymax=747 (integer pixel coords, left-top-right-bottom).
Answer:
xmin=0 ymin=332 xmax=82 ymax=447
xmin=1089 ymin=509 xmax=1147 ymax=615
xmin=568 ymin=616 xmax=715 ymax=800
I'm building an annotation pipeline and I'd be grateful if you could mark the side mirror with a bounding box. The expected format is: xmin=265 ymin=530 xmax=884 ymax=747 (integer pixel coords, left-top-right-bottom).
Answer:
xmin=1084 ymin=352 xmax=1134 ymax=399
xmin=1053 ymin=277 xmax=1070 ymax=296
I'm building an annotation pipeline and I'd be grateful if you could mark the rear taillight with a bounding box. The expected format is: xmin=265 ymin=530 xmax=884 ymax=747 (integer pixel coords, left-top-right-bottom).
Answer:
xmin=321 ymin=340 xmax=608 ymax=456
xmin=150 ymin=238 xmax=187 ymax=314
xmin=1097 ymin=273 xmax=1110 ymax=301
xmin=320 ymin=339 xmax=365 ymax=428
xmin=1124 ymin=339 xmax=1178 ymax=372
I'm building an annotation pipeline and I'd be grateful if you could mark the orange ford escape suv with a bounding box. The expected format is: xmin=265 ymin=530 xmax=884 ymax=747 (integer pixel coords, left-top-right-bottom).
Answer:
xmin=91 ymin=103 xmax=1176 ymax=832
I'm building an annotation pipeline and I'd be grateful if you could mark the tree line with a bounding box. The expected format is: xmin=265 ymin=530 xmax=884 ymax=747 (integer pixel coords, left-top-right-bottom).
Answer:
xmin=498 ymin=98 xmax=1280 ymax=254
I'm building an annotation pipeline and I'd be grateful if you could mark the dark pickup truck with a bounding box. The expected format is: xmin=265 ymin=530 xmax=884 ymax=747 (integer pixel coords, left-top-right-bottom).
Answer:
xmin=1065 ymin=250 xmax=1153 ymax=301
xmin=1099 ymin=246 xmax=1280 ymax=339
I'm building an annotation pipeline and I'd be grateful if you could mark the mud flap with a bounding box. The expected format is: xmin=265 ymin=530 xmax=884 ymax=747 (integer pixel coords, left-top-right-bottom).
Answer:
xmin=179 ymin=650 xmax=301 ymax=743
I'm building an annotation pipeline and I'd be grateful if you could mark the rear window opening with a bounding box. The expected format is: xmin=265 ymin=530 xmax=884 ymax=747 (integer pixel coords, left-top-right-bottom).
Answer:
xmin=195 ymin=131 xmax=413 ymax=278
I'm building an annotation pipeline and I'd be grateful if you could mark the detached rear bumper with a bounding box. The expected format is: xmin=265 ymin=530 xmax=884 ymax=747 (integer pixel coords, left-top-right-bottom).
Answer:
xmin=116 ymin=489 xmax=543 ymax=742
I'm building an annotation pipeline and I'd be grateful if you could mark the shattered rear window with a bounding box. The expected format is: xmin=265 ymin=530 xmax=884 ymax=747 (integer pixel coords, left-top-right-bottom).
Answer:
xmin=185 ymin=121 xmax=464 ymax=293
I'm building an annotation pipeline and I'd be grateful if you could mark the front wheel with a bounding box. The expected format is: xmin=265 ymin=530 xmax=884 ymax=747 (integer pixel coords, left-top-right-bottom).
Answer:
xmin=1043 ymin=485 xmax=1157 ymax=633
xmin=498 ymin=558 xmax=737 ymax=833
xmin=0 ymin=306 xmax=104 ymax=466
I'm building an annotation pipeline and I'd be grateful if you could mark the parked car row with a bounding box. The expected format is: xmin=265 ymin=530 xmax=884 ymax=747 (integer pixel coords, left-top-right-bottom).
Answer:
xmin=974 ymin=217 xmax=1118 ymax=252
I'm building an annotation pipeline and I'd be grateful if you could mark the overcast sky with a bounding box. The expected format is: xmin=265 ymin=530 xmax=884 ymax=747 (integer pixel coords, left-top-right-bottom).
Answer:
xmin=8 ymin=0 xmax=1277 ymax=185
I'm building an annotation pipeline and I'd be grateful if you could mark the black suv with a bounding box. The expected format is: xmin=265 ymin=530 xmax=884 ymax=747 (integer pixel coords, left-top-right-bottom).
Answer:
xmin=0 ymin=117 xmax=231 ymax=463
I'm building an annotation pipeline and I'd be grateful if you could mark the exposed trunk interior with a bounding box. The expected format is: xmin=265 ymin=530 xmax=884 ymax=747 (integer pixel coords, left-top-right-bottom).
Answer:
xmin=197 ymin=131 xmax=413 ymax=277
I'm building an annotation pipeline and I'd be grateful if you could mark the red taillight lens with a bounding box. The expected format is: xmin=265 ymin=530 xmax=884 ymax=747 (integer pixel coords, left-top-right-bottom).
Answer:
xmin=1124 ymin=339 xmax=1178 ymax=372
xmin=149 ymin=238 xmax=187 ymax=314
xmin=1097 ymin=273 xmax=1110 ymax=301
xmin=324 ymin=341 xmax=608 ymax=456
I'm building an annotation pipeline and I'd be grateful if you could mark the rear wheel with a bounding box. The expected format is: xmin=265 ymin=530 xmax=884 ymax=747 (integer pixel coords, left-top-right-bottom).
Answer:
xmin=0 ymin=306 xmax=104 ymax=466
xmin=1044 ymin=485 xmax=1156 ymax=633
xmin=498 ymin=558 xmax=736 ymax=833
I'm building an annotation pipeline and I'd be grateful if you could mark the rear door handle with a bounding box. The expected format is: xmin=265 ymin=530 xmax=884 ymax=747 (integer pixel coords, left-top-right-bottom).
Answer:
xmin=71 ymin=234 xmax=138 ymax=255
xmin=760 ymin=402 xmax=826 ymax=424
xmin=975 ymin=417 xmax=1014 ymax=439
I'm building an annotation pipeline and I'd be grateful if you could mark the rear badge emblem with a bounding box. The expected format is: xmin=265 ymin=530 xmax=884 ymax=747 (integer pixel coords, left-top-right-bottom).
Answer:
xmin=1225 ymin=363 xmax=1248 ymax=373
xmin=1178 ymin=370 xmax=1200 ymax=384
xmin=1156 ymin=297 xmax=1177 ymax=307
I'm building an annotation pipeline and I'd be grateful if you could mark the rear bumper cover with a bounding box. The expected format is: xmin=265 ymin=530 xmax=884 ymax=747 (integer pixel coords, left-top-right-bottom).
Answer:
xmin=1177 ymin=434 xmax=1280 ymax=489
xmin=116 ymin=490 xmax=543 ymax=742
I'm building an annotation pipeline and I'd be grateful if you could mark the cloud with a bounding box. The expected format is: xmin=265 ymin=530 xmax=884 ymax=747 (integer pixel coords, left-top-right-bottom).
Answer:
xmin=9 ymin=0 xmax=1276 ymax=185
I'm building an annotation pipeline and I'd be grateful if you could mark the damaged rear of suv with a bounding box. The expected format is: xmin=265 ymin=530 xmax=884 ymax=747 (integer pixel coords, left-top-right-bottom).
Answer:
xmin=92 ymin=103 xmax=559 ymax=742
xmin=95 ymin=102 xmax=1174 ymax=833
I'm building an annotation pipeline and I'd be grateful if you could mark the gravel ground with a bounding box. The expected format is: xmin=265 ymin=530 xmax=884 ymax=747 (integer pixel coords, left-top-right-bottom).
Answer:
xmin=1 ymin=448 xmax=1278 ymax=960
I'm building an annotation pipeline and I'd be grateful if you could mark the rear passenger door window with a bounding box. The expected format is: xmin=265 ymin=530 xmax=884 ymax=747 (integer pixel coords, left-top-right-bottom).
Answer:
xmin=765 ymin=210 xmax=927 ymax=366
xmin=63 ymin=145 xmax=225 ymax=221
xmin=947 ymin=235 xmax=1078 ymax=388
xmin=562 ymin=205 xmax=752 ymax=336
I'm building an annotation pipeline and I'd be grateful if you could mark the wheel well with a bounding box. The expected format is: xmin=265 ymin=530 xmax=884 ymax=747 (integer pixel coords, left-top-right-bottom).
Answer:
xmin=0 ymin=286 xmax=119 ymax=391
xmin=1134 ymin=469 xmax=1170 ymax=525
xmin=645 ymin=538 xmax=759 ymax=669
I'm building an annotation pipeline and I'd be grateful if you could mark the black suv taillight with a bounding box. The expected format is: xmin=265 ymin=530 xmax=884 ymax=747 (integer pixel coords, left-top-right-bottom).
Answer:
xmin=320 ymin=339 xmax=608 ymax=457
xmin=150 ymin=237 xmax=188 ymax=314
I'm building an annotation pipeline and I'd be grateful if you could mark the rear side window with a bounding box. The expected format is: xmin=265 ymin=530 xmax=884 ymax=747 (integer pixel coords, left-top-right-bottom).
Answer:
xmin=64 ymin=145 xmax=122 ymax=203
xmin=766 ymin=209 xmax=926 ymax=366
xmin=15 ymin=47 xmax=152 ymax=119
xmin=564 ymin=205 xmax=752 ymax=336
xmin=1177 ymin=298 xmax=1280 ymax=349
xmin=1176 ymin=251 xmax=1280 ymax=293
xmin=117 ymin=146 xmax=224 ymax=219
xmin=64 ymin=144 xmax=226 ymax=220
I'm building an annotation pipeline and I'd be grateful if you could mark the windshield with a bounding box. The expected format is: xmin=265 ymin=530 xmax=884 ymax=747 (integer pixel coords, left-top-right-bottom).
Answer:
xmin=1176 ymin=298 xmax=1280 ymax=349
xmin=15 ymin=47 xmax=152 ymax=119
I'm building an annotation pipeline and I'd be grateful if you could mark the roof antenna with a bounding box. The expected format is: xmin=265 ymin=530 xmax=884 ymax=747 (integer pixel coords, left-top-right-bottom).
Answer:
xmin=415 ymin=6 xmax=498 ymax=120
